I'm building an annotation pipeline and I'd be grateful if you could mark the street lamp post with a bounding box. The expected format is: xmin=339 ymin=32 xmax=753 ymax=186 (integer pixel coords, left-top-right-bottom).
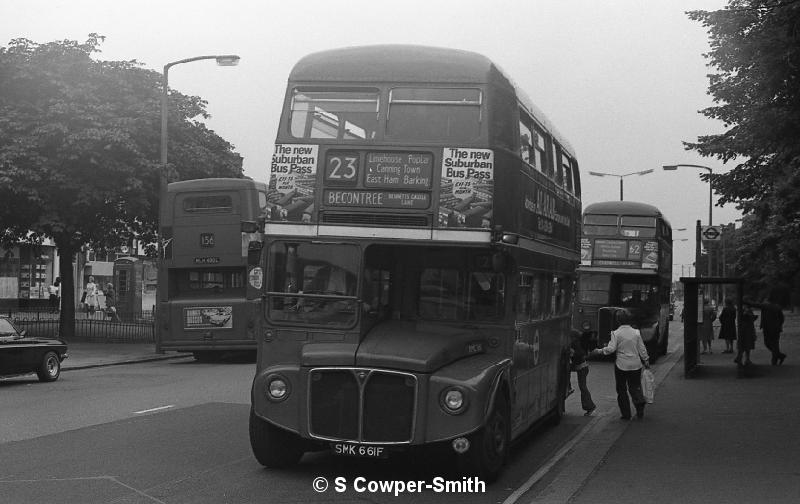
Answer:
xmin=587 ymin=169 xmax=655 ymax=201
xmin=663 ymin=164 xmax=714 ymax=284
xmin=662 ymin=164 xmax=713 ymax=225
xmin=156 ymin=54 xmax=240 ymax=352
xmin=159 ymin=55 xmax=240 ymax=204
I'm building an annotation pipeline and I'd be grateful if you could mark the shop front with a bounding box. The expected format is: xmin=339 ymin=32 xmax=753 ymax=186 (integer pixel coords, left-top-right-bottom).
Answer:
xmin=0 ymin=242 xmax=58 ymax=310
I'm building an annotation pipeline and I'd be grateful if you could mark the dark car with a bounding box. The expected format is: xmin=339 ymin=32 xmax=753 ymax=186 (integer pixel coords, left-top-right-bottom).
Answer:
xmin=0 ymin=315 xmax=68 ymax=382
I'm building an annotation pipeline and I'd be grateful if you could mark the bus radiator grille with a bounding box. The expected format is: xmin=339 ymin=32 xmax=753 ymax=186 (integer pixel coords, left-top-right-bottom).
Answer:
xmin=309 ymin=370 xmax=360 ymax=440
xmin=362 ymin=372 xmax=415 ymax=442
xmin=309 ymin=369 xmax=416 ymax=443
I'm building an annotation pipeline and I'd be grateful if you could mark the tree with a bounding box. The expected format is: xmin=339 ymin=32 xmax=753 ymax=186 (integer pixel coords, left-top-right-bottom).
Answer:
xmin=0 ymin=35 xmax=243 ymax=338
xmin=687 ymin=1 xmax=800 ymax=304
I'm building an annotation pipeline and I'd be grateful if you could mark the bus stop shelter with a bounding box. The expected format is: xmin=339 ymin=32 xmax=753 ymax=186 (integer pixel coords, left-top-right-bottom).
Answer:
xmin=679 ymin=276 xmax=745 ymax=378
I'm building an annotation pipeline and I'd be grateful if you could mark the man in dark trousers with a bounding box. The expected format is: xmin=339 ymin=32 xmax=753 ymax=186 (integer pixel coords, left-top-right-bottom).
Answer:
xmin=758 ymin=293 xmax=786 ymax=365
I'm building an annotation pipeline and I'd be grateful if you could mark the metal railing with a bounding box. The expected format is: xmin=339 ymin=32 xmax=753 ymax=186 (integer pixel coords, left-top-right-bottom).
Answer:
xmin=7 ymin=308 xmax=155 ymax=343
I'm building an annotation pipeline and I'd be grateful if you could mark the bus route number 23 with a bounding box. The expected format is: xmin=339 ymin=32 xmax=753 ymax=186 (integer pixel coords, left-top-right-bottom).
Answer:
xmin=325 ymin=153 xmax=359 ymax=184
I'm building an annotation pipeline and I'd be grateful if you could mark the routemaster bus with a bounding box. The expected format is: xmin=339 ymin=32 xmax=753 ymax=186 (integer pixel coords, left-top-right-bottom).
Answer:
xmin=573 ymin=201 xmax=673 ymax=361
xmin=249 ymin=45 xmax=582 ymax=480
xmin=157 ymin=178 xmax=268 ymax=361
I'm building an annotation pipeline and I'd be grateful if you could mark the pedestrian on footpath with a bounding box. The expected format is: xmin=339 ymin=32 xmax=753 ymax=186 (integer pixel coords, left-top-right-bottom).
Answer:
xmin=104 ymin=282 xmax=122 ymax=323
xmin=700 ymin=297 xmax=716 ymax=354
xmin=718 ymin=298 xmax=737 ymax=353
xmin=569 ymin=329 xmax=596 ymax=416
xmin=735 ymin=304 xmax=757 ymax=366
xmin=84 ymin=276 xmax=99 ymax=316
xmin=591 ymin=309 xmax=650 ymax=420
xmin=48 ymin=277 xmax=61 ymax=313
xmin=751 ymin=292 xmax=786 ymax=365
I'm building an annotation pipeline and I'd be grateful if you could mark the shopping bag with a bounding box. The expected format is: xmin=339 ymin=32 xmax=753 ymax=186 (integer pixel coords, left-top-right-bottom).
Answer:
xmin=641 ymin=368 xmax=655 ymax=404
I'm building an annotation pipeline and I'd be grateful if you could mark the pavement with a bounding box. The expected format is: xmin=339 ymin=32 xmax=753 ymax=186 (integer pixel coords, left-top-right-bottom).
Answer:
xmin=61 ymin=342 xmax=192 ymax=370
xmin=526 ymin=312 xmax=800 ymax=504
xmin=58 ymin=315 xmax=800 ymax=503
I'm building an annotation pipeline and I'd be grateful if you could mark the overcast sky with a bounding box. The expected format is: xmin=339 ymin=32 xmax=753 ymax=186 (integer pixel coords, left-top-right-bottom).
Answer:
xmin=3 ymin=0 xmax=741 ymax=277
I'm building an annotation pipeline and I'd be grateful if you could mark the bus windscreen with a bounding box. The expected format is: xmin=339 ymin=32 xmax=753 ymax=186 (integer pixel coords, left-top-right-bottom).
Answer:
xmin=290 ymin=88 xmax=379 ymax=140
xmin=386 ymin=87 xmax=482 ymax=141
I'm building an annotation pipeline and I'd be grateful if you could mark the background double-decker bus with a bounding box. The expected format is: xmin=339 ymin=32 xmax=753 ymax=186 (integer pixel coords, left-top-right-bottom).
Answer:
xmin=249 ymin=45 xmax=582 ymax=480
xmin=157 ymin=178 xmax=267 ymax=361
xmin=573 ymin=201 xmax=673 ymax=361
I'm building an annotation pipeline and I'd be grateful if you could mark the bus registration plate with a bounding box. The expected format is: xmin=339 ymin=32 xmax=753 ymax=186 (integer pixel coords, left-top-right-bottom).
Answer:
xmin=331 ymin=442 xmax=387 ymax=458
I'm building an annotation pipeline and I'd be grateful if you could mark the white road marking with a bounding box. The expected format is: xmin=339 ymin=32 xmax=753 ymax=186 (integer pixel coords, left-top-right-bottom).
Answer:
xmin=133 ymin=405 xmax=175 ymax=415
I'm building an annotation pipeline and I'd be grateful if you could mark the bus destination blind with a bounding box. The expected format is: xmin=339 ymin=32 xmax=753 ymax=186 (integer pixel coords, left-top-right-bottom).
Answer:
xmin=363 ymin=152 xmax=433 ymax=189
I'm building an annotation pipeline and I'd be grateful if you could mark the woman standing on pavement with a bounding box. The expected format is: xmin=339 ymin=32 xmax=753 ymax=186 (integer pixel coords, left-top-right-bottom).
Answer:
xmin=84 ymin=276 xmax=99 ymax=315
xmin=591 ymin=309 xmax=650 ymax=420
xmin=700 ymin=297 xmax=717 ymax=354
xmin=718 ymin=298 xmax=737 ymax=353
xmin=735 ymin=304 xmax=758 ymax=366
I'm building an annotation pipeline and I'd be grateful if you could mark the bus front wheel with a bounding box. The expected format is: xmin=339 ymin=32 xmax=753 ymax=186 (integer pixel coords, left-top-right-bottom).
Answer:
xmin=249 ymin=409 xmax=304 ymax=468
xmin=457 ymin=393 xmax=509 ymax=482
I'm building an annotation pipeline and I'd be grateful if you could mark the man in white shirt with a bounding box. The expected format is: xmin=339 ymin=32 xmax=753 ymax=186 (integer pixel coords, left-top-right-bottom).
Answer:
xmin=591 ymin=309 xmax=650 ymax=420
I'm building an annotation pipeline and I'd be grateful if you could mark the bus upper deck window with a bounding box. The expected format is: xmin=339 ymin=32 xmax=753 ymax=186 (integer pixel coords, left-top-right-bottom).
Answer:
xmin=182 ymin=195 xmax=233 ymax=213
xmin=620 ymin=216 xmax=657 ymax=238
xmin=386 ymin=87 xmax=482 ymax=142
xmin=533 ymin=129 xmax=546 ymax=174
xmin=289 ymin=88 xmax=379 ymax=140
xmin=561 ymin=153 xmax=574 ymax=193
xmin=583 ymin=214 xmax=618 ymax=235
xmin=519 ymin=121 xmax=533 ymax=165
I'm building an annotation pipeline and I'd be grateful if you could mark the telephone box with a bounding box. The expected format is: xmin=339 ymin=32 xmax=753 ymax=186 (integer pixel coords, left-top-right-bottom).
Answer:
xmin=113 ymin=257 xmax=157 ymax=320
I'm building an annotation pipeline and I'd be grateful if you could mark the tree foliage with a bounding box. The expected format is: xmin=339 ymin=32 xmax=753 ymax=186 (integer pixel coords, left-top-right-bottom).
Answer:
xmin=687 ymin=1 xmax=800 ymax=302
xmin=0 ymin=34 xmax=243 ymax=336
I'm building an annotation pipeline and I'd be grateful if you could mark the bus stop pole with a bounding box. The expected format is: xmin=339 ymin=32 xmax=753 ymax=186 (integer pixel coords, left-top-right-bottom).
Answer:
xmin=683 ymin=280 xmax=699 ymax=378
xmin=695 ymin=220 xmax=701 ymax=279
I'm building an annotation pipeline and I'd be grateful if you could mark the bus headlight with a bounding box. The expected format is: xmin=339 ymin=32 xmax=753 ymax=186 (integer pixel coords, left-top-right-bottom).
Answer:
xmin=582 ymin=321 xmax=591 ymax=331
xmin=440 ymin=387 xmax=467 ymax=414
xmin=266 ymin=375 xmax=290 ymax=401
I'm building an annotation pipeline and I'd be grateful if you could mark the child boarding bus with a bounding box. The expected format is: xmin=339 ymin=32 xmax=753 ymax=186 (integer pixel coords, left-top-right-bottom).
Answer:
xmin=157 ymin=178 xmax=267 ymax=361
xmin=249 ymin=45 xmax=582 ymax=480
xmin=573 ymin=201 xmax=673 ymax=361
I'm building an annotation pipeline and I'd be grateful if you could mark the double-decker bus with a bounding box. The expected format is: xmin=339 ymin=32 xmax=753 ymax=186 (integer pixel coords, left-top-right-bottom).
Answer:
xmin=249 ymin=45 xmax=582 ymax=480
xmin=157 ymin=178 xmax=267 ymax=361
xmin=573 ymin=201 xmax=673 ymax=361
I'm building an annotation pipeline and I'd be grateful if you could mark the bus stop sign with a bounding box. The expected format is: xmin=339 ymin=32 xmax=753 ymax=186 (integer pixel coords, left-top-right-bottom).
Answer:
xmin=701 ymin=225 xmax=721 ymax=241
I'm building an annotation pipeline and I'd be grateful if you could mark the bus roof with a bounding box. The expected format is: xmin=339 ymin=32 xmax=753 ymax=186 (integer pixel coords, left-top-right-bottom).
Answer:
xmin=168 ymin=178 xmax=266 ymax=193
xmin=288 ymin=45 xmax=575 ymax=157
xmin=584 ymin=201 xmax=670 ymax=224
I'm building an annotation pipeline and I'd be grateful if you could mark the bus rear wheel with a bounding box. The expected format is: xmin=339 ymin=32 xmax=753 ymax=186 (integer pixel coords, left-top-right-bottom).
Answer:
xmin=457 ymin=393 xmax=509 ymax=482
xmin=249 ymin=409 xmax=304 ymax=468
